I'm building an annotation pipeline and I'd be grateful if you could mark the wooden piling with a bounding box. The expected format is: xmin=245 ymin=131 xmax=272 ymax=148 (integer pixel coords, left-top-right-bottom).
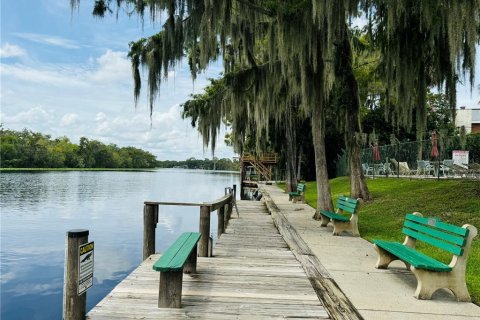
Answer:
xmin=198 ymin=205 xmax=211 ymax=257
xmin=143 ymin=204 xmax=157 ymax=260
xmin=63 ymin=229 xmax=89 ymax=320
xmin=217 ymin=206 xmax=225 ymax=238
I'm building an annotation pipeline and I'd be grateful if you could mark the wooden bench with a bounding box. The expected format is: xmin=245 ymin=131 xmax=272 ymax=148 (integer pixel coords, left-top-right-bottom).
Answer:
xmin=288 ymin=183 xmax=306 ymax=203
xmin=373 ymin=212 xmax=477 ymax=301
xmin=153 ymin=232 xmax=201 ymax=308
xmin=319 ymin=196 xmax=360 ymax=236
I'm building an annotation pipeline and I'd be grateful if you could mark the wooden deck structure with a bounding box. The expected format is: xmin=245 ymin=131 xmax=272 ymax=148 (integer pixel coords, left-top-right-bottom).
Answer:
xmin=87 ymin=200 xmax=329 ymax=319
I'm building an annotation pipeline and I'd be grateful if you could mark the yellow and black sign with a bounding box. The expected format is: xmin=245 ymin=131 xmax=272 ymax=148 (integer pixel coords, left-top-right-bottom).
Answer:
xmin=78 ymin=241 xmax=94 ymax=295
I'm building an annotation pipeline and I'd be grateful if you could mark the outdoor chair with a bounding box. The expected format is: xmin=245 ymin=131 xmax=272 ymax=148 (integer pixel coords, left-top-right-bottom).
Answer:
xmin=372 ymin=163 xmax=385 ymax=176
xmin=398 ymin=162 xmax=414 ymax=175
xmin=441 ymin=160 xmax=454 ymax=176
xmin=362 ymin=163 xmax=373 ymax=175
xmin=384 ymin=162 xmax=394 ymax=175
xmin=417 ymin=160 xmax=434 ymax=176
xmin=390 ymin=158 xmax=400 ymax=174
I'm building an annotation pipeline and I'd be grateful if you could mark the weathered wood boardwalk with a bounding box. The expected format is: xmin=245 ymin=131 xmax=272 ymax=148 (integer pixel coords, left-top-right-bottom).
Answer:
xmin=87 ymin=200 xmax=329 ymax=319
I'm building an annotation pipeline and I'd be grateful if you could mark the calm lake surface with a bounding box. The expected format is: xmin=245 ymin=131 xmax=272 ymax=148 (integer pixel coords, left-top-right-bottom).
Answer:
xmin=0 ymin=169 xmax=239 ymax=320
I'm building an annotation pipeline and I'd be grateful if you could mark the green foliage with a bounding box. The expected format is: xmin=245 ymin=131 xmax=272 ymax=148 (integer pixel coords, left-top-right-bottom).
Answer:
xmin=157 ymin=157 xmax=239 ymax=171
xmin=281 ymin=177 xmax=480 ymax=305
xmin=0 ymin=128 xmax=158 ymax=169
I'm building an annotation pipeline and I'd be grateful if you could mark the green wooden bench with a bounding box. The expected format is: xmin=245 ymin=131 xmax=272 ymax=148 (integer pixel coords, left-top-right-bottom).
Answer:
xmin=153 ymin=232 xmax=201 ymax=308
xmin=319 ymin=196 xmax=360 ymax=236
xmin=288 ymin=183 xmax=306 ymax=203
xmin=373 ymin=212 xmax=477 ymax=301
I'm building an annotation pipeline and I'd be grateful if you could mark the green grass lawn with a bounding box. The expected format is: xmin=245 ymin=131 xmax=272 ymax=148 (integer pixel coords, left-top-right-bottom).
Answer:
xmin=281 ymin=177 xmax=480 ymax=305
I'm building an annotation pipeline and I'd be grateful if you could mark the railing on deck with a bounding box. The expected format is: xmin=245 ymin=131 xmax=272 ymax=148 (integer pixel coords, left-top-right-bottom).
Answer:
xmin=142 ymin=185 xmax=237 ymax=260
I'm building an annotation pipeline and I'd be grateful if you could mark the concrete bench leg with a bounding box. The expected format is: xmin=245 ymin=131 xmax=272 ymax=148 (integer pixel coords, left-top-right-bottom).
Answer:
xmin=320 ymin=214 xmax=330 ymax=227
xmin=158 ymin=271 xmax=183 ymax=308
xmin=412 ymin=267 xmax=471 ymax=301
xmin=332 ymin=221 xmax=359 ymax=236
xmin=373 ymin=244 xmax=404 ymax=269
xmin=332 ymin=215 xmax=359 ymax=236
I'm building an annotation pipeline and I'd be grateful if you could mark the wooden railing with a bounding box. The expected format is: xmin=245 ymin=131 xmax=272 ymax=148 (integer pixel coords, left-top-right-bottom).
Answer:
xmin=142 ymin=185 xmax=236 ymax=259
xmin=252 ymin=159 xmax=271 ymax=181
xmin=241 ymin=153 xmax=276 ymax=181
xmin=241 ymin=153 xmax=277 ymax=164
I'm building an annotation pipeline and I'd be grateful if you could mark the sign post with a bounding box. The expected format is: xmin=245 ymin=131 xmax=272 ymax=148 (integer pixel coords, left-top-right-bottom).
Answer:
xmin=63 ymin=229 xmax=92 ymax=320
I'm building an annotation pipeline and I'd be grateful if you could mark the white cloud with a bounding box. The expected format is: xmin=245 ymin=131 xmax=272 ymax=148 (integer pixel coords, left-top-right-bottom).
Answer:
xmin=1 ymin=106 xmax=54 ymax=126
xmin=1 ymin=50 xmax=234 ymax=161
xmin=89 ymin=50 xmax=131 ymax=83
xmin=60 ymin=113 xmax=80 ymax=126
xmin=0 ymin=272 xmax=16 ymax=285
xmin=13 ymin=32 xmax=80 ymax=49
xmin=95 ymin=112 xmax=107 ymax=122
xmin=0 ymin=43 xmax=27 ymax=58
xmin=0 ymin=63 xmax=86 ymax=87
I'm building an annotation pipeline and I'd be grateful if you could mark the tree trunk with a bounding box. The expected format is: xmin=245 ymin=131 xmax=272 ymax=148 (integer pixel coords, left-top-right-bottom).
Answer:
xmin=311 ymin=105 xmax=333 ymax=219
xmin=296 ymin=149 xmax=302 ymax=182
xmin=334 ymin=23 xmax=370 ymax=201
xmin=349 ymin=140 xmax=370 ymax=200
xmin=285 ymin=107 xmax=298 ymax=193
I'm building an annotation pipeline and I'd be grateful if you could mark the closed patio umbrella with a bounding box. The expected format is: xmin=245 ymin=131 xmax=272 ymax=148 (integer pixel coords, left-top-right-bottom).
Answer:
xmin=373 ymin=143 xmax=381 ymax=161
xmin=373 ymin=143 xmax=381 ymax=178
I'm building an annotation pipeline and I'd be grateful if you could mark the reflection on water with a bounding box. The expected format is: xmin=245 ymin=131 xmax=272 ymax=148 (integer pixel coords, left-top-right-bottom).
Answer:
xmin=0 ymin=169 xmax=238 ymax=320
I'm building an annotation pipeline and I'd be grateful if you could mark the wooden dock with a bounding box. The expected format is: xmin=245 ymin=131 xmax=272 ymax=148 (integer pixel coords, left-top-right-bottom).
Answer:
xmin=87 ymin=200 xmax=329 ymax=319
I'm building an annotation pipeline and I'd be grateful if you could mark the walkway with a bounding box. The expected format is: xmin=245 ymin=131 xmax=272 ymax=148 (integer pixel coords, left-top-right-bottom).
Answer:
xmin=260 ymin=184 xmax=480 ymax=320
xmin=87 ymin=200 xmax=329 ymax=319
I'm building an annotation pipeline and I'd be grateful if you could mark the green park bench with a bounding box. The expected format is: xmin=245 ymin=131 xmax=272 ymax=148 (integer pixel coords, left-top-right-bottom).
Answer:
xmin=153 ymin=232 xmax=202 ymax=308
xmin=288 ymin=183 xmax=306 ymax=203
xmin=373 ymin=213 xmax=477 ymax=301
xmin=319 ymin=196 xmax=360 ymax=236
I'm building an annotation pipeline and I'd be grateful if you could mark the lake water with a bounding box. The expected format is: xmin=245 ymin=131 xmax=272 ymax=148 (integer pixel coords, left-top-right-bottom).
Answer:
xmin=0 ymin=169 xmax=239 ymax=320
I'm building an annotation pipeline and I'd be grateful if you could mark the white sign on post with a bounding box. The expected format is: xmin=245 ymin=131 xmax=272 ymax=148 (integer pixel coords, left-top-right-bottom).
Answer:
xmin=452 ymin=150 xmax=469 ymax=169
xmin=78 ymin=241 xmax=94 ymax=295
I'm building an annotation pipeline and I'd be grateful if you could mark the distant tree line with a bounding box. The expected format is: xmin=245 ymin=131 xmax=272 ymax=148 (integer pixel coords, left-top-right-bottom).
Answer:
xmin=157 ymin=157 xmax=239 ymax=171
xmin=0 ymin=128 xmax=158 ymax=168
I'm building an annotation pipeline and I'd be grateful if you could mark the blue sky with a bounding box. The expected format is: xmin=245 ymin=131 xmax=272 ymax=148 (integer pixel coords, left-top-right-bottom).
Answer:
xmin=1 ymin=1 xmax=479 ymax=161
xmin=0 ymin=0 xmax=232 ymax=160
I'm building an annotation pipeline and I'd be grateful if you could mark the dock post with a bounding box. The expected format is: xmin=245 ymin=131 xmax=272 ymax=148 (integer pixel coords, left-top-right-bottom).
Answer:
xmin=217 ymin=206 xmax=225 ymax=238
xmin=143 ymin=204 xmax=158 ymax=260
xmin=63 ymin=229 xmax=89 ymax=320
xmin=199 ymin=205 xmax=211 ymax=257
xmin=233 ymin=184 xmax=237 ymax=201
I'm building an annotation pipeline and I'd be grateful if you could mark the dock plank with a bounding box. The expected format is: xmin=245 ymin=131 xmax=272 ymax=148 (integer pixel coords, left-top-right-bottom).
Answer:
xmin=87 ymin=201 xmax=329 ymax=319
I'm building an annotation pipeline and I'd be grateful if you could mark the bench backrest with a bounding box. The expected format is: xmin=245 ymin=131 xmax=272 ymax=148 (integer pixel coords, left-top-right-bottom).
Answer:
xmin=153 ymin=232 xmax=201 ymax=272
xmin=402 ymin=214 xmax=469 ymax=256
xmin=336 ymin=196 xmax=359 ymax=214
xmin=297 ymin=183 xmax=306 ymax=193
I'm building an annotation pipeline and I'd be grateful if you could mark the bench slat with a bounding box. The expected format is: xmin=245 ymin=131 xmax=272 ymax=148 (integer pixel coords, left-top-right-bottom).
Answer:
xmin=373 ymin=240 xmax=452 ymax=271
xmin=338 ymin=196 xmax=358 ymax=207
xmin=337 ymin=203 xmax=356 ymax=214
xmin=404 ymin=220 xmax=467 ymax=247
xmin=153 ymin=232 xmax=201 ymax=272
xmin=406 ymin=214 xmax=469 ymax=237
xmin=402 ymin=228 xmax=463 ymax=256
xmin=320 ymin=210 xmax=350 ymax=222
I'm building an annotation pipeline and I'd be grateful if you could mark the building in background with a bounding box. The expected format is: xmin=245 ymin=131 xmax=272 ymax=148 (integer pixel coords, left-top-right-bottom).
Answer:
xmin=456 ymin=107 xmax=480 ymax=133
